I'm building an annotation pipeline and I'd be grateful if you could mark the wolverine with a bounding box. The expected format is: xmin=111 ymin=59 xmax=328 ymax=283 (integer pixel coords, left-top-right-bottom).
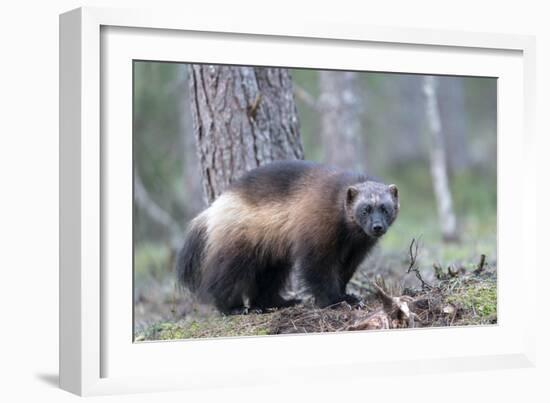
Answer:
xmin=176 ymin=160 xmax=399 ymax=314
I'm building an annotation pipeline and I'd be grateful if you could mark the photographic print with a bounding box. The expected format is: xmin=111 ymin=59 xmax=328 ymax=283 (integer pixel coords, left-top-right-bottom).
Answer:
xmin=133 ymin=62 xmax=497 ymax=341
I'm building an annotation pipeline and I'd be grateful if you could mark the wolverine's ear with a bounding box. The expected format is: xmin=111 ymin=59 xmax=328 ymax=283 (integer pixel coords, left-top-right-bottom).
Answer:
xmin=346 ymin=186 xmax=359 ymax=205
xmin=389 ymin=184 xmax=400 ymax=211
xmin=388 ymin=184 xmax=399 ymax=199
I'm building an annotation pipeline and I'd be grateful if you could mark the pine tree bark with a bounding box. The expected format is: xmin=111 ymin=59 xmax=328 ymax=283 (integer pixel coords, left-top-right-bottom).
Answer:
xmin=318 ymin=71 xmax=365 ymax=171
xmin=423 ymin=76 xmax=459 ymax=242
xmin=177 ymin=65 xmax=204 ymax=217
xmin=189 ymin=65 xmax=304 ymax=204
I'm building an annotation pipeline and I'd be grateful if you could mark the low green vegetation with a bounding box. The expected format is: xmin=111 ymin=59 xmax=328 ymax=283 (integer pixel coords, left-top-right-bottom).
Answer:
xmin=134 ymin=164 xmax=497 ymax=339
xmin=135 ymin=262 xmax=497 ymax=341
xmin=380 ymin=163 xmax=496 ymax=268
xmin=136 ymin=315 xmax=272 ymax=341
xmin=445 ymin=279 xmax=497 ymax=325
xmin=134 ymin=242 xmax=172 ymax=284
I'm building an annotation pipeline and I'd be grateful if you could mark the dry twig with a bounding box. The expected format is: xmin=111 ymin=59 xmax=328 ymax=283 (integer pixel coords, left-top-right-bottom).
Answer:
xmin=293 ymin=85 xmax=319 ymax=110
xmin=407 ymin=238 xmax=432 ymax=290
xmin=474 ymin=254 xmax=487 ymax=275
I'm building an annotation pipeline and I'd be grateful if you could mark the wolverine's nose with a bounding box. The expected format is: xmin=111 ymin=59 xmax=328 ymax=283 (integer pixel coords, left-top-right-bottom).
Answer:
xmin=372 ymin=224 xmax=384 ymax=236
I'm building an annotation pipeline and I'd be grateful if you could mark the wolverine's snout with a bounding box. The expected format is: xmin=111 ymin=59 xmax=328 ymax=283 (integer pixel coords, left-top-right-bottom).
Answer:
xmin=371 ymin=223 xmax=386 ymax=236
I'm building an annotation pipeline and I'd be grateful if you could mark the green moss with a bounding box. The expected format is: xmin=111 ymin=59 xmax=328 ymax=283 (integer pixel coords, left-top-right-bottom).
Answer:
xmin=446 ymin=281 xmax=497 ymax=324
xmin=136 ymin=314 xmax=274 ymax=341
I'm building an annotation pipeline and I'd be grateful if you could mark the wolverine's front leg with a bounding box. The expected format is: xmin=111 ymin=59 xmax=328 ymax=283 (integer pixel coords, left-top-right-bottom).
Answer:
xmin=300 ymin=259 xmax=346 ymax=308
xmin=301 ymin=265 xmax=364 ymax=308
xmin=337 ymin=263 xmax=364 ymax=307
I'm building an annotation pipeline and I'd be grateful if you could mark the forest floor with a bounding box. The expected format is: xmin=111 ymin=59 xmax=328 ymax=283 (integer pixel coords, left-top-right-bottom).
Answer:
xmin=134 ymin=168 xmax=497 ymax=341
xmin=135 ymin=244 xmax=496 ymax=341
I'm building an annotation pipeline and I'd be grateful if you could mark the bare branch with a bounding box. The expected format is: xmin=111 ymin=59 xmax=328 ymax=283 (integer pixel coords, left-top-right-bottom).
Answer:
xmin=134 ymin=169 xmax=182 ymax=246
xmin=406 ymin=238 xmax=432 ymax=290
xmin=293 ymin=84 xmax=319 ymax=110
xmin=369 ymin=277 xmax=419 ymax=329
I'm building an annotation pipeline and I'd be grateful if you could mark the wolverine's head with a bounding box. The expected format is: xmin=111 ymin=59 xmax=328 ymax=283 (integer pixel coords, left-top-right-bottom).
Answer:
xmin=344 ymin=181 xmax=400 ymax=238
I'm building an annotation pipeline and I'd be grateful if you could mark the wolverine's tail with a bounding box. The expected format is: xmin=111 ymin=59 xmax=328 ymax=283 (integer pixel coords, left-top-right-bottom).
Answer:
xmin=176 ymin=217 xmax=207 ymax=293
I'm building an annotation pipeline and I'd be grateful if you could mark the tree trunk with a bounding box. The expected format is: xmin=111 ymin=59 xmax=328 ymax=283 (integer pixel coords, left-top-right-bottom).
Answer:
xmin=318 ymin=71 xmax=366 ymax=171
xmin=423 ymin=76 xmax=459 ymax=242
xmin=439 ymin=76 xmax=469 ymax=174
xmin=177 ymin=65 xmax=205 ymax=217
xmin=189 ymin=65 xmax=304 ymax=204
xmin=395 ymin=75 xmax=425 ymax=164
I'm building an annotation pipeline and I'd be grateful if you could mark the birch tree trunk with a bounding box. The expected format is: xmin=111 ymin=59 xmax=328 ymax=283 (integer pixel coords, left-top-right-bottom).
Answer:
xmin=423 ymin=76 xmax=459 ymax=242
xmin=439 ymin=77 xmax=469 ymax=174
xmin=318 ymin=71 xmax=365 ymax=171
xmin=189 ymin=65 xmax=304 ymax=204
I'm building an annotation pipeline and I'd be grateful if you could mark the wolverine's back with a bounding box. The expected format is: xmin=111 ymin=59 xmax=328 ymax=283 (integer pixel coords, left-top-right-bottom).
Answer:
xmin=229 ymin=160 xmax=367 ymax=205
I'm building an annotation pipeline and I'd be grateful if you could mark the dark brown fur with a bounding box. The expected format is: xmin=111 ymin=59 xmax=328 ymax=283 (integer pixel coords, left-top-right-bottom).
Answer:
xmin=177 ymin=160 xmax=399 ymax=314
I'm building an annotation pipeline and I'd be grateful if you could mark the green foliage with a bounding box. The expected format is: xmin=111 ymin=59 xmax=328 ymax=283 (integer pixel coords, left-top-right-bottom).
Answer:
xmin=134 ymin=62 xmax=182 ymax=189
xmin=134 ymin=242 xmax=172 ymax=284
xmin=291 ymin=69 xmax=323 ymax=161
xmin=133 ymin=62 xmax=186 ymax=242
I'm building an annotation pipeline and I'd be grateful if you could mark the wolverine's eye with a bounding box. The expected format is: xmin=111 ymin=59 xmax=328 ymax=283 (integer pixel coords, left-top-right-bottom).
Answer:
xmin=380 ymin=204 xmax=392 ymax=216
xmin=364 ymin=205 xmax=373 ymax=214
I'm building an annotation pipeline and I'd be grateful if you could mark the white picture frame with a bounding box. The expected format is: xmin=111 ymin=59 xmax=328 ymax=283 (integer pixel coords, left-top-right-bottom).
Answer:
xmin=59 ymin=6 xmax=537 ymax=396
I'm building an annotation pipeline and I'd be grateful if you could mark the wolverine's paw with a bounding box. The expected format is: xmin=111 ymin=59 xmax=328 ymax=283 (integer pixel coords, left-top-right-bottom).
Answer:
xmin=256 ymin=297 xmax=302 ymax=311
xmin=227 ymin=306 xmax=264 ymax=315
xmin=227 ymin=307 xmax=247 ymax=315
xmin=343 ymin=294 xmax=365 ymax=308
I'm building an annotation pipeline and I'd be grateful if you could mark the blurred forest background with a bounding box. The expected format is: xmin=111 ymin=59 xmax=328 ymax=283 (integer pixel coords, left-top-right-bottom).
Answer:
xmin=133 ymin=62 xmax=497 ymax=335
